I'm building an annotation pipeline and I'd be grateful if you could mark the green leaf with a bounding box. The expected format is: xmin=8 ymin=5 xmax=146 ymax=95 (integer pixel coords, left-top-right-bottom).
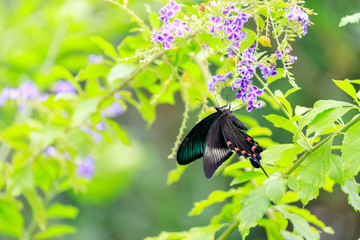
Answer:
xmin=342 ymin=118 xmax=360 ymax=179
xmin=167 ymin=165 xmax=188 ymax=185
xmin=34 ymin=225 xmax=76 ymax=239
xmin=136 ymin=90 xmax=156 ymax=128
xmin=285 ymin=87 xmax=300 ymax=98
xmin=341 ymin=178 xmax=360 ymax=212
xmin=339 ymin=12 xmax=360 ymax=27
xmin=267 ymin=68 xmax=285 ymax=85
xmin=47 ymin=203 xmax=78 ymax=219
xmin=261 ymin=144 xmax=301 ymax=166
xmin=189 ymin=190 xmax=239 ymax=216
xmin=107 ymin=63 xmax=136 ymax=87
xmin=149 ymin=12 xmax=160 ymax=30
xmin=52 ymin=65 xmax=74 ymax=80
xmin=276 ymin=207 xmax=319 ymax=240
xmin=72 ymin=97 xmax=102 ymax=127
xmin=258 ymin=219 xmax=285 ymax=240
xmin=295 ymin=105 xmax=310 ymax=116
xmin=91 ymin=36 xmax=118 ymax=60
xmin=0 ymin=198 xmax=23 ymax=237
xmin=105 ymin=119 xmax=131 ymax=146
xmin=296 ymin=137 xmax=333 ymax=205
xmin=230 ymin=171 xmax=263 ymax=186
xmin=239 ymin=29 xmax=257 ymax=53
xmin=7 ymin=163 xmax=34 ymax=196
xmin=265 ymin=177 xmax=286 ymax=204
xmin=280 ymin=230 xmax=303 ymax=240
xmin=185 ymin=225 xmax=225 ymax=240
xmin=276 ymin=94 xmax=293 ymax=117
xmin=279 ymin=191 xmax=299 ymax=204
xmin=77 ymin=64 xmax=110 ymax=81
xmin=284 ymin=206 xmax=334 ymax=234
xmin=238 ymin=185 xmax=270 ymax=238
xmin=24 ymin=190 xmax=47 ymax=231
xmin=264 ymin=114 xmax=297 ymax=134
xmin=306 ymin=107 xmax=351 ymax=136
xmin=329 ymin=154 xmax=343 ymax=184
xmin=298 ymin=100 xmax=354 ymax=130
xmin=333 ymin=79 xmax=359 ymax=102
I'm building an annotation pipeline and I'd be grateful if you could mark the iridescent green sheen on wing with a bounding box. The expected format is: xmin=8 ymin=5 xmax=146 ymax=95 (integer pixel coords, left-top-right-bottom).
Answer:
xmin=177 ymin=113 xmax=220 ymax=165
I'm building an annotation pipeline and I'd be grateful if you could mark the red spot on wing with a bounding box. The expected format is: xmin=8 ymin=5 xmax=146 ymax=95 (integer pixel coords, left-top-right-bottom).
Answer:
xmin=227 ymin=141 xmax=232 ymax=146
xmin=235 ymin=147 xmax=240 ymax=152
xmin=247 ymin=137 xmax=252 ymax=142
xmin=252 ymin=146 xmax=257 ymax=152
xmin=253 ymin=154 xmax=257 ymax=158
xmin=247 ymin=153 xmax=251 ymax=156
xmin=241 ymin=150 xmax=246 ymax=155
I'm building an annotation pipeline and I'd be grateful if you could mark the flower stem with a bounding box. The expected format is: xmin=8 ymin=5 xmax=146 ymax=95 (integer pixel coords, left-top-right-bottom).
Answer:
xmin=217 ymin=219 xmax=240 ymax=240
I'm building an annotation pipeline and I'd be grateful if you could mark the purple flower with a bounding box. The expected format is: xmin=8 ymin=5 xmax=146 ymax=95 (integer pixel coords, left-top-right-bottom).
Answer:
xmin=208 ymin=16 xmax=223 ymax=34
xmin=208 ymin=72 xmax=233 ymax=93
xmin=96 ymin=121 xmax=106 ymax=131
xmin=54 ymin=80 xmax=77 ymax=94
xmin=258 ymin=64 xmax=278 ymax=79
xmin=0 ymin=87 xmax=19 ymax=106
xmin=76 ymin=156 xmax=95 ymax=179
xmin=159 ymin=1 xmax=180 ymax=24
xmin=19 ymin=80 xmax=38 ymax=99
xmin=44 ymin=145 xmax=58 ymax=157
xmin=101 ymin=102 xmax=124 ymax=118
xmin=246 ymin=99 xmax=262 ymax=112
xmin=88 ymin=54 xmax=102 ymax=64
xmin=172 ymin=20 xmax=190 ymax=37
xmin=286 ymin=7 xmax=310 ymax=36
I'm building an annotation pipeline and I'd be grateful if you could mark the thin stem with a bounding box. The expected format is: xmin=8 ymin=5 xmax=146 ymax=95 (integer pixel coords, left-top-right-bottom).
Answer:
xmin=283 ymin=113 xmax=360 ymax=176
xmin=217 ymin=219 xmax=240 ymax=240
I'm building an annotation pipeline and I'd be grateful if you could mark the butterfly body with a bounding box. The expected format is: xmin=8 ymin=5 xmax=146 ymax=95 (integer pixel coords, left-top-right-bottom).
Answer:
xmin=177 ymin=106 xmax=267 ymax=179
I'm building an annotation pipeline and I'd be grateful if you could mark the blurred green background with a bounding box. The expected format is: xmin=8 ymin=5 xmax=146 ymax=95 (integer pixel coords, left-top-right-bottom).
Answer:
xmin=1 ymin=0 xmax=360 ymax=239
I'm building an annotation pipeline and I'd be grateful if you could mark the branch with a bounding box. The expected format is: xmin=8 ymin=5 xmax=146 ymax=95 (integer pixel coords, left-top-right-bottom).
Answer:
xmin=283 ymin=113 xmax=360 ymax=176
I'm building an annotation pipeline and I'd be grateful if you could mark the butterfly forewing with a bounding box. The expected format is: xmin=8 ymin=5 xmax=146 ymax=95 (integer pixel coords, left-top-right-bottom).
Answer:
xmin=203 ymin=116 xmax=233 ymax=179
xmin=177 ymin=112 xmax=220 ymax=165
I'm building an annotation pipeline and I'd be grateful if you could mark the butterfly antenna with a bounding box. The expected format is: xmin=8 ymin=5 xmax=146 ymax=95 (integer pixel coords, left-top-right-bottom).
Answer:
xmin=260 ymin=165 xmax=269 ymax=178
xmin=195 ymin=98 xmax=207 ymax=105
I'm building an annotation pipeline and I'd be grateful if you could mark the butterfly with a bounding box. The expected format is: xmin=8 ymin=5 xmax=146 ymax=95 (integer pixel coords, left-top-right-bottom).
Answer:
xmin=177 ymin=105 xmax=268 ymax=179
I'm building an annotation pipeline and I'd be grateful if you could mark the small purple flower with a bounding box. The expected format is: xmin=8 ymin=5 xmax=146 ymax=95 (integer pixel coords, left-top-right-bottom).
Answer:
xmin=208 ymin=16 xmax=223 ymax=35
xmin=246 ymin=99 xmax=262 ymax=112
xmin=159 ymin=1 xmax=180 ymax=24
xmin=88 ymin=54 xmax=102 ymax=64
xmin=54 ymin=80 xmax=77 ymax=94
xmin=19 ymin=80 xmax=38 ymax=99
xmin=44 ymin=145 xmax=58 ymax=157
xmin=208 ymin=72 xmax=233 ymax=93
xmin=286 ymin=7 xmax=310 ymax=36
xmin=172 ymin=20 xmax=190 ymax=37
xmin=76 ymin=156 xmax=95 ymax=179
xmin=208 ymin=1 xmax=216 ymax=7
xmin=101 ymin=102 xmax=124 ymax=118
xmin=258 ymin=64 xmax=278 ymax=79
xmin=96 ymin=121 xmax=106 ymax=131
xmin=0 ymin=87 xmax=19 ymax=106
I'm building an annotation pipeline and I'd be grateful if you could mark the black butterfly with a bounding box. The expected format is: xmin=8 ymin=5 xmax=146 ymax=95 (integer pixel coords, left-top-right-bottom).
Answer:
xmin=177 ymin=105 xmax=268 ymax=179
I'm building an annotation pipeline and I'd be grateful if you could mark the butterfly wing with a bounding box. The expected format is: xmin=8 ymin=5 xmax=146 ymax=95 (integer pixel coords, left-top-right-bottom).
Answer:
xmin=203 ymin=116 xmax=233 ymax=179
xmin=220 ymin=115 xmax=264 ymax=166
xmin=177 ymin=112 xmax=220 ymax=165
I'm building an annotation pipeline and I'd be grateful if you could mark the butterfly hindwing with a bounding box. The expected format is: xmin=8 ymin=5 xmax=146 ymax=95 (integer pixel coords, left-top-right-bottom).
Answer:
xmin=177 ymin=112 xmax=220 ymax=165
xmin=220 ymin=115 xmax=263 ymax=164
xmin=203 ymin=116 xmax=233 ymax=179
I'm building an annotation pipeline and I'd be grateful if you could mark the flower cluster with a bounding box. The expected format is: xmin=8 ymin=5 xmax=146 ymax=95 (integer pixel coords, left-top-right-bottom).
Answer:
xmin=286 ymin=7 xmax=310 ymax=36
xmin=0 ymin=80 xmax=42 ymax=109
xmin=275 ymin=47 xmax=298 ymax=68
xmin=44 ymin=145 xmax=94 ymax=179
xmin=208 ymin=72 xmax=233 ymax=93
xmin=151 ymin=1 xmax=190 ymax=50
xmin=208 ymin=6 xmax=249 ymax=57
